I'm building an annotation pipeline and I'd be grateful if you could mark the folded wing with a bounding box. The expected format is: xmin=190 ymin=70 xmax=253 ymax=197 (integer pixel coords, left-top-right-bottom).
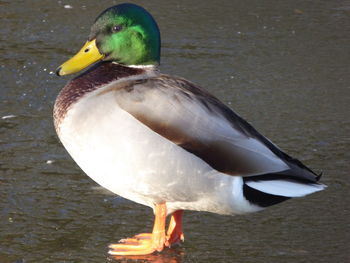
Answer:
xmin=106 ymin=74 xmax=319 ymax=184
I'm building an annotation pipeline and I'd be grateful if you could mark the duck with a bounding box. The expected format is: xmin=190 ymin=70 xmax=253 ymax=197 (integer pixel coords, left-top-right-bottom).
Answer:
xmin=54 ymin=3 xmax=325 ymax=256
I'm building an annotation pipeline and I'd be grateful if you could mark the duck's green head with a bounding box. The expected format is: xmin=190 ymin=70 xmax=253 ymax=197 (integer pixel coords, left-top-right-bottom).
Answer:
xmin=56 ymin=3 xmax=160 ymax=76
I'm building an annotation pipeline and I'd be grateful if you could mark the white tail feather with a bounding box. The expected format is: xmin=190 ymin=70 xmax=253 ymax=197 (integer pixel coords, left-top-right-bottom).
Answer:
xmin=245 ymin=180 xmax=326 ymax=197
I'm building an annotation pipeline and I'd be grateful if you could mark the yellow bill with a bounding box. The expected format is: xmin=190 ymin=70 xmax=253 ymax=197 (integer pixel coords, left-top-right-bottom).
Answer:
xmin=56 ymin=39 xmax=104 ymax=76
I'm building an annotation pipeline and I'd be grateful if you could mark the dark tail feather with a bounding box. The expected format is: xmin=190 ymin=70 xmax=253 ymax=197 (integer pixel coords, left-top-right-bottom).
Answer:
xmin=242 ymin=172 xmax=326 ymax=208
xmin=243 ymin=183 xmax=290 ymax=207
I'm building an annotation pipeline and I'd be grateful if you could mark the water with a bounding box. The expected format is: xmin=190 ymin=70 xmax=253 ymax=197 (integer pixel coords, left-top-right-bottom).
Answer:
xmin=1 ymin=0 xmax=349 ymax=262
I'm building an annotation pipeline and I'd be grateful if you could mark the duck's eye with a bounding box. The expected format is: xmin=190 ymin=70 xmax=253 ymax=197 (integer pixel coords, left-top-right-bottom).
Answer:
xmin=112 ymin=25 xmax=123 ymax=33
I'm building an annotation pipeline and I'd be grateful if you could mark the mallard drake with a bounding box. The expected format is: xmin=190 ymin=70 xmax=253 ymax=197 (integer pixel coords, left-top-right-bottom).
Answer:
xmin=55 ymin=3 xmax=325 ymax=256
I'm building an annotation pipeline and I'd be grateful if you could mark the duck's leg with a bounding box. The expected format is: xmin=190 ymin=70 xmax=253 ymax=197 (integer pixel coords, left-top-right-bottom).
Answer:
xmin=166 ymin=210 xmax=184 ymax=247
xmin=108 ymin=203 xmax=167 ymax=255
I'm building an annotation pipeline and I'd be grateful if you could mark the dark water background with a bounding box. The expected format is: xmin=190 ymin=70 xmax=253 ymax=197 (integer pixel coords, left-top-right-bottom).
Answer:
xmin=1 ymin=0 xmax=349 ymax=262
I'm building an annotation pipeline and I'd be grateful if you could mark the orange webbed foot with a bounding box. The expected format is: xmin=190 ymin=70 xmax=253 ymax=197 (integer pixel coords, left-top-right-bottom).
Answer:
xmin=108 ymin=233 xmax=160 ymax=255
xmin=109 ymin=204 xmax=167 ymax=256
xmin=108 ymin=206 xmax=186 ymax=255
xmin=166 ymin=210 xmax=184 ymax=247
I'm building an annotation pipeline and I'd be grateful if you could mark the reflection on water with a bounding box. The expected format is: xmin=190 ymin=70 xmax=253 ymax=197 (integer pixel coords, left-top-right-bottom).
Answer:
xmin=111 ymin=247 xmax=184 ymax=263
xmin=1 ymin=0 xmax=349 ymax=262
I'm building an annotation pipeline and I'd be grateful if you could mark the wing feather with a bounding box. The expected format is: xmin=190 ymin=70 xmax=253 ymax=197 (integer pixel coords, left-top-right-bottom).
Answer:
xmin=102 ymin=74 xmax=317 ymax=180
